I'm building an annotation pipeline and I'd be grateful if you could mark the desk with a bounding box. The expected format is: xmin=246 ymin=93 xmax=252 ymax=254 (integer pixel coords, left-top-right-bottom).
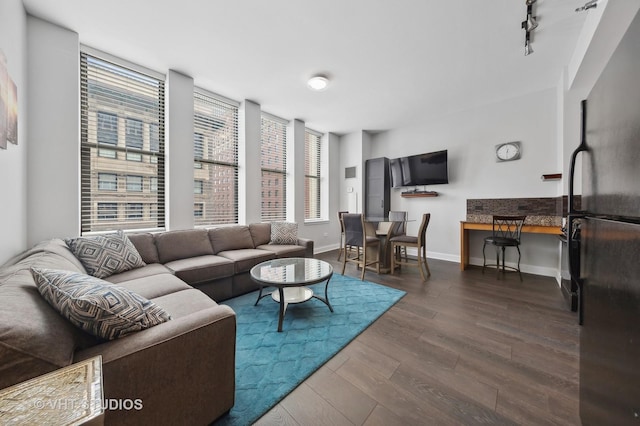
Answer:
xmin=460 ymin=221 xmax=562 ymax=270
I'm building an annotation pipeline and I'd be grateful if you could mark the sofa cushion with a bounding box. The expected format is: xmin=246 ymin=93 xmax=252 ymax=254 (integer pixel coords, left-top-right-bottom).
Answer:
xmin=32 ymin=268 xmax=171 ymax=341
xmin=249 ymin=223 xmax=271 ymax=247
xmin=127 ymin=232 xmax=160 ymax=264
xmin=209 ymin=226 xmax=255 ymax=254
xmin=256 ymin=244 xmax=306 ymax=258
xmin=270 ymin=221 xmax=298 ymax=245
xmin=104 ymin=263 xmax=173 ymax=284
xmin=150 ymin=288 xmax=220 ymax=319
xmin=65 ymin=231 xmax=146 ymax=279
xmin=113 ymin=273 xmax=193 ymax=300
xmin=155 ymin=229 xmax=214 ymax=263
xmin=164 ymin=255 xmax=235 ymax=285
xmin=0 ymin=250 xmax=98 ymax=390
xmin=217 ymin=249 xmax=275 ymax=274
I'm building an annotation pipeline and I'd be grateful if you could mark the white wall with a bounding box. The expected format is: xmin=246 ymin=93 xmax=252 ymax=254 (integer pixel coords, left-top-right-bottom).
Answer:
xmin=0 ymin=0 xmax=27 ymax=265
xmin=339 ymin=131 xmax=366 ymax=214
xmin=366 ymin=88 xmax=562 ymax=276
xmin=166 ymin=70 xmax=195 ymax=230
xmin=27 ymin=17 xmax=80 ymax=246
xmin=238 ymin=100 xmax=262 ymax=225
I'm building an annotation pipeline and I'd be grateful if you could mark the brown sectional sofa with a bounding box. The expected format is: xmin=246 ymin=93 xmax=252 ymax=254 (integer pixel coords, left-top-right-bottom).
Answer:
xmin=0 ymin=223 xmax=313 ymax=425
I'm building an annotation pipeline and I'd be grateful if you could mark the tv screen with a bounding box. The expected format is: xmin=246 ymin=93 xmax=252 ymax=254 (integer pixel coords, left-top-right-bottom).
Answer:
xmin=390 ymin=150 xmax=448 ymax=187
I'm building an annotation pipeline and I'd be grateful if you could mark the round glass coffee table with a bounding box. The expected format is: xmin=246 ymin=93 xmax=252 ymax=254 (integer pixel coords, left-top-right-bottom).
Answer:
xmin=250 ymin=258 xmax=334 ymax=332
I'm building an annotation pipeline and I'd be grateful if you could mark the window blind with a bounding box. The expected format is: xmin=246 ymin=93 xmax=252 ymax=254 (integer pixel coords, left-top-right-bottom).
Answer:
xmin=80 ymin=51 xmax=165 ymax=233
xmin=261 ymin=115 xmax=287 ymax=221
xmin=193 ymin=90 xmax=239 ymax=226
xmin=305 ymin=130 xmax=322 ymax=220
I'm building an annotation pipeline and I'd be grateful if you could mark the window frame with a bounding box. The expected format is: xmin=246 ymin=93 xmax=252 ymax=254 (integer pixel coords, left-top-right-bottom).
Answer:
xmin=260 ymin=113 xmax=288 ymax=222
xmin=80 ymin=47 xmax=165 ymax=234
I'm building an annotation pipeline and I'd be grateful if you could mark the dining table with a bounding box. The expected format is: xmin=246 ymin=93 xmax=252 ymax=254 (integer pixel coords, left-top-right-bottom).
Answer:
xmin=364 ymin=216 xmax=414 ymax=273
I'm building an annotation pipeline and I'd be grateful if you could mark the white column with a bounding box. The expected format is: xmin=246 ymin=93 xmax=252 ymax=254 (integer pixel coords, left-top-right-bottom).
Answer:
xmin=166 ymin=70 xmax=194 ymax=230
xmin=287 ymin=119 xmax=305 ymax=224
xmin=239 ymin=100 xmax=261 ymax=224
xmin=27 ymin=17 xmax=80 ymax=243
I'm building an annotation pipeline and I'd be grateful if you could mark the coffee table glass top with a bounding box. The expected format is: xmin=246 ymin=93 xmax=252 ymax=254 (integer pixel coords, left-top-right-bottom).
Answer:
xmin=250 ymin=257 xmax=333 ymax=286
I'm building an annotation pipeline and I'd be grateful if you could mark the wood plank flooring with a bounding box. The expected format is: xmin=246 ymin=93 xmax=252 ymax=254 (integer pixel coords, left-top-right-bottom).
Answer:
xmin=254 ymin=252 xmax=580 ymax=426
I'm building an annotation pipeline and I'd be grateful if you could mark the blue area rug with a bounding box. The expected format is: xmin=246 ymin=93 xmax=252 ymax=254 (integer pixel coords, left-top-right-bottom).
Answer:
xmin=214 ymin=273 xmax=405 ymax=426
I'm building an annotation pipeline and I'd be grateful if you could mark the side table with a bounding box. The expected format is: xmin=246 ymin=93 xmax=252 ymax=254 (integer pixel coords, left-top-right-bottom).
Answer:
xmin=0 ymin=355 xmax=104 ymax=425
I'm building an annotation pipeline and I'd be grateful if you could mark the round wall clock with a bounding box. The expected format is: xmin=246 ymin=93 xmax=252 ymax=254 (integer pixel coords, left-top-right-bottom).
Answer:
xmin=495 ymin=142 xmax=521 ymax=162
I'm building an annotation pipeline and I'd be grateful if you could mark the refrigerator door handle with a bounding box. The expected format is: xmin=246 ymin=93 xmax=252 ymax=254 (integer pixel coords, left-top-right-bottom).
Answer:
xmin=569 ymin=99 xmax=588 ymax=216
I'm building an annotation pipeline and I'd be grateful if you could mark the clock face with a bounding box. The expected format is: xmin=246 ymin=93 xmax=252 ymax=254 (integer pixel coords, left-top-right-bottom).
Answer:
xmin=496 ymin=142 xmax=521 ymax=161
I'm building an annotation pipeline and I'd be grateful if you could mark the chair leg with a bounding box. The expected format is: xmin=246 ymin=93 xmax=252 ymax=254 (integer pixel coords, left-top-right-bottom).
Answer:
xmin=495 ymin=246 xmax=501 ymax=279
xmin=517 ymin=245 xmax=523 ymax=282
xmin=482 ymin=242 xmax=487 ymax=274
xmin=501 ymin=246 xmax=507 ymax=278
xmin=423 ymin=244 xmax=431 ymax=277
xmin=341 ymin=251 xmax=347 ymax=275
xmin=417 ymin=247 xmax=426 ymax=281
xmin=391 ymin=243 xmax=396 ymax=275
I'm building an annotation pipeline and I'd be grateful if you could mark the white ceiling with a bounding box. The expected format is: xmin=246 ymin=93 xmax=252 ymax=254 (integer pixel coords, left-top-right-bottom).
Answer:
xmin=23 ymin=0 xmax=589 ymax=135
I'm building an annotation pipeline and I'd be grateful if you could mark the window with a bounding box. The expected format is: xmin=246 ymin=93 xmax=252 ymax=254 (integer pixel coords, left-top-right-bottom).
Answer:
xmin=193 ymin=90 xmax=239 ymax=226
xmin=194 ymin=203 xmax=204 ymax=218
xmin=125 ymin=118 xmax=143 ymax=161
xmin=81 ymin=50 xmax=165 ymax=233
xmin=126 ymin=175 xmax=143 ymax=192
xmin=126 ymin=203 xmax=143 ymax=220
xmin=305 ymin=129 xmax=322 ymax=220
xmin=98 ymin=173 xmax=117 ymax=191
xmin=97 ymin=203 xmax=117 ymax=220
xmin=97 ymin=111 xmax=118 ymax=158
xmin=194 ymin=180 xmax=203 ymax=194
xmin=260 ymin=114 xmax=287 ymax=221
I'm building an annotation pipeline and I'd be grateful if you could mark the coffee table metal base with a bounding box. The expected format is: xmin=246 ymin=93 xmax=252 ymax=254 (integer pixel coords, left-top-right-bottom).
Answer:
xmin=254 ymin=281 xmax=333 ymax=332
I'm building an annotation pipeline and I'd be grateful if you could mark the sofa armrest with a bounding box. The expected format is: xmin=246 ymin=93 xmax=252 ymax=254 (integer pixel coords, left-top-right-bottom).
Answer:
xmin=75 ymin=305 xmax=236 ymax=426
xmin=297 ymin=237 xmax=314 ymax=257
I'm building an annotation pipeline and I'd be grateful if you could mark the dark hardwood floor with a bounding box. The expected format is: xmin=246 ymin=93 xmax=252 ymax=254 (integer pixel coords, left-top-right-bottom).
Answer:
xmin=254 ymin=251 xmax=580 ymax=426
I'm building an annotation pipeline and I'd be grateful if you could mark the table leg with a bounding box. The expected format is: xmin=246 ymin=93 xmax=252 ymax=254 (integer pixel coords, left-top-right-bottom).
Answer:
xmin=311 ymin=276 xmax=334 ymax=313
xmin=277 ymin=287 xmax=285 ymax=332
xmin=254 ymin=285 xmax=271 ymax=306
xmin=460 ymin=223 xmax=469 ymax=271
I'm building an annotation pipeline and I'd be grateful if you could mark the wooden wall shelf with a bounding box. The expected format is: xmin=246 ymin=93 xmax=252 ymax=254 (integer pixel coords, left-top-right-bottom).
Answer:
xmin=401 ymin=192 xmax=438 ymax=198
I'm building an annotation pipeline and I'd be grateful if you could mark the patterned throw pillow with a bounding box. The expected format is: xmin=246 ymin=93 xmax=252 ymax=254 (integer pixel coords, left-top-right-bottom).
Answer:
xmin=31 ymin=268 xmax=171 ymax=340
xmin=65 ymin=231 xmax=146 ymax=278
xmin=270 ymin=222 xmax=298 ymax=245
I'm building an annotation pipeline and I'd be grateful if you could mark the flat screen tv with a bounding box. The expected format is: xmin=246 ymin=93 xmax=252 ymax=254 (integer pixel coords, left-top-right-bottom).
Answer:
xmin=390 ymin=149 xmax=448 ymax=187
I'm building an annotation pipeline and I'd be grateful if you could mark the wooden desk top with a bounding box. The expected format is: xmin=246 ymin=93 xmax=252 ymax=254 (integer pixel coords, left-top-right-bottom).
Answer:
xmin=460 ymin=221 xmax=562 ymax=235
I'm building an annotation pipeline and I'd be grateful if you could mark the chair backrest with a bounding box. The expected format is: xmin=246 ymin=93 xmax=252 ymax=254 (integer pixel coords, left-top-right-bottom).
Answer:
xmin=337 ymin=211 xmax=348 ymax=233
xmin=342 ymin=213 xmax=365 ymax=247
xmin=417 ymin=213 xmax=431 ymax=247
xmin=388 ymin=211 xmax=407 ymax=234
xmin=492 ymin=215 xmax=526 ymax=242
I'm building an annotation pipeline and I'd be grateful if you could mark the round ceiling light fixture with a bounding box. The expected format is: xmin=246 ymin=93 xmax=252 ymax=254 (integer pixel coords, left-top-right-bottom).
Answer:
xmin=307 ymin=75 xmax=329 ymax=91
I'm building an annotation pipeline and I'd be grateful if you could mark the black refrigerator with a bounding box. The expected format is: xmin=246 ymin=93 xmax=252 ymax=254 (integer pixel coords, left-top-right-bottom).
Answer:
xmin=568 ymin=10 xmax=640 ymax=426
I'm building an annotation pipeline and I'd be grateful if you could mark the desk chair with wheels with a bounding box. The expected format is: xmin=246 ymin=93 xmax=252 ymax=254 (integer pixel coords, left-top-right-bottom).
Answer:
xmin=341 ymin=213 xmax=380 ymax=280
xmin=390 ymin=213 xmax=431 ymax=281
xmin=482 ymin=215 xmax=526 ymax=281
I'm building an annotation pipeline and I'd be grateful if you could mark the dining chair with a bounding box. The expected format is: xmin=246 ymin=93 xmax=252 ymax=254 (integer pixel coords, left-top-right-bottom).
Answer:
xmin=336 ymin=210 xmax=349 ymax=260
xmin=388 ymin=210 xmax=408 ymax=261
xmin=482 ymin=215 xmax=526 ymax=281
xmin=341 ymin=213 xmax=380 ymax=280
xmin=390 ymin=213 xmax=431 ymax=281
